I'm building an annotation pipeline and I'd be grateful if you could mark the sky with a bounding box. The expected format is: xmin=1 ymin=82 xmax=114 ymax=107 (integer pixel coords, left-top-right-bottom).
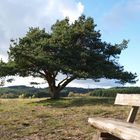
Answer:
xmin=0 ymin=0 xmax=140 ymax=88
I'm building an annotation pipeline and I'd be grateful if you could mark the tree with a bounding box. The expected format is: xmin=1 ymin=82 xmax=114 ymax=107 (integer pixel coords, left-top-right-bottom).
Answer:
xmin=0 ymin=15 xmax=137 ymax=99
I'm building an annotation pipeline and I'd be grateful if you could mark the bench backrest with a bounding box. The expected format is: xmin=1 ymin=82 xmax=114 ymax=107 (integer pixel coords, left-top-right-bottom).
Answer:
xmin=114 ymin=94 xmax=140 ymax=123
xmin=115 ymin=94 xmax=140 ymax=106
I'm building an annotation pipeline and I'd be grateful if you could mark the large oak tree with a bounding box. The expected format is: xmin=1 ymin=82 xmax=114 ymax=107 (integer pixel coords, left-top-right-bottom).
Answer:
xmin=0 ymin=16 xmax=137 ymax=99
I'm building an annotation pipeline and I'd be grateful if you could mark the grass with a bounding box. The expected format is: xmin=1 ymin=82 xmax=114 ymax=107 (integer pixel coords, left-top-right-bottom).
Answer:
xmin=0 ymin=97 xmax=140 ymax=140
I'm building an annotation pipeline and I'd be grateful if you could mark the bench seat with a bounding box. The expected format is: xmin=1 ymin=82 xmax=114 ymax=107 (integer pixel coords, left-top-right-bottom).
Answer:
xmin=88 ymin=117 xmax=140 ymax=140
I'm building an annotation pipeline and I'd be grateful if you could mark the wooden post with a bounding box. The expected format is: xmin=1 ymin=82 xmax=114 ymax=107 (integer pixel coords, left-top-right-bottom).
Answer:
xmin=127 ymin=106 xmax=139 ymax=123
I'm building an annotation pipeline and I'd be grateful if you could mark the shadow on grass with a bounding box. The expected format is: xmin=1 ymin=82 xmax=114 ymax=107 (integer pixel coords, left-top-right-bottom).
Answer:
xmin=31 ymin=97 xmax=115 ymax=108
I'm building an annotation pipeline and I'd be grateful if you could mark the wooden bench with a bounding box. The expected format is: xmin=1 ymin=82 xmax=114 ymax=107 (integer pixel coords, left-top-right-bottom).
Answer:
xmin=88 ymin=94 xmax=140 ymax=140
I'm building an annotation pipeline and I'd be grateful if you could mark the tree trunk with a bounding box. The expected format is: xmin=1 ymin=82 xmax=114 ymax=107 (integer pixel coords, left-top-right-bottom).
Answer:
xmin=51 ymin=91 xmax=60 ymax=99
xmin=47 ymin=75 xmax=76 ymax=99
xmin=49 ymin=87 xmax=60 ymax=99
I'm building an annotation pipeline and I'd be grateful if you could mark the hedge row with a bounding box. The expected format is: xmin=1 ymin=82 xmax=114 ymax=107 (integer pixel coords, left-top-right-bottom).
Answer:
xmin=89 ymin=87 xmax=140 ymax=97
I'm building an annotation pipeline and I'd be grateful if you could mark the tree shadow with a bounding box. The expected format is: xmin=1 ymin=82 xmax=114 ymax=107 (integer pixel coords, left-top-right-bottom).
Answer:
xmin=30 ymin=97 xmax=115 ymax=108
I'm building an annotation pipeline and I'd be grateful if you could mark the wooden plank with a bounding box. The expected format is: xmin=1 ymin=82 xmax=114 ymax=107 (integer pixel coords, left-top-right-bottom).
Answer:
xmin=88 ymin=117 xmax=140 ymax=140
xmin=115 ymin=94 xmax=140 ymax=106
xmin=127 ymin=106 xmax=139 ymax=123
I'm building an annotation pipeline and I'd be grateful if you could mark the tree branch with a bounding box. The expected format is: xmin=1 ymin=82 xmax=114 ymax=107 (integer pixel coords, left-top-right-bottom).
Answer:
xmin=53 ymin=71 xmax=58 ymax=78
xmin=58 ymin=75 xmax=69 ymax=87
xmin=38 ymin=71 xmax=46 ymax=77
xmin=57 ymin=75 xmax=76 ymax=92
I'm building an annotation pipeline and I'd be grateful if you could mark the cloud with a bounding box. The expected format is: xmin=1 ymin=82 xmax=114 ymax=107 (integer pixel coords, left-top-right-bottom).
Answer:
xmin=0 ymin=0 xmax=84 ymax=58
xmin=101 ymin=0 xmax=140 ymax=32
xmin=4 ymin=76 xmax=47 ymax=88
xmin=68 ymin=78 xmax=121 ymax=89
xmin=4 ymin=77 xmax=121 ymax=89
xmin=60 ymin=1 xmax=84 ymax=23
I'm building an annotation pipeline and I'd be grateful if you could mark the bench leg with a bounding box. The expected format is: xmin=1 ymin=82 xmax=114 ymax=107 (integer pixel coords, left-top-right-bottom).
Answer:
xmin=100 ymin=132 xmax=121 ymax=140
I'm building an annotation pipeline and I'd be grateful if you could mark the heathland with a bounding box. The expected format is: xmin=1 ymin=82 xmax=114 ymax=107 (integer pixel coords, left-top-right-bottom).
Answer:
xmin=1 ymin=96 xmax=140 ymax=140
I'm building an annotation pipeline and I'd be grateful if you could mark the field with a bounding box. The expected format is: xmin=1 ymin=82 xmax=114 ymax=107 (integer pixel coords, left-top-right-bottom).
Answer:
xmin=1 ymin=97 xmax=140 ymax=140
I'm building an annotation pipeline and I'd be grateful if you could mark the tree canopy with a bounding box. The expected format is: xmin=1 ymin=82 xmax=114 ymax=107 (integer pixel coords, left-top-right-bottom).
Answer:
xmin=0 ymin=15 xmax=137 ymax=98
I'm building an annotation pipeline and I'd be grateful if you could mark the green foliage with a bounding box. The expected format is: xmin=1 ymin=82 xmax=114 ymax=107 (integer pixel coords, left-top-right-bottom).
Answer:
xmin=89 ymin=87 xmax=140 ymax=97
xmin=0 ymin=15 xmax=137 ymax=98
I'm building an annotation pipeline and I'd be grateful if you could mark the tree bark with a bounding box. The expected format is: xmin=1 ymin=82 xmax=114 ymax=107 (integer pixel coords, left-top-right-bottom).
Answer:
xmin=48 ymin=85 xmax=60 ymax=99
xmin=50 ymin=90 xmax=60 ymax=99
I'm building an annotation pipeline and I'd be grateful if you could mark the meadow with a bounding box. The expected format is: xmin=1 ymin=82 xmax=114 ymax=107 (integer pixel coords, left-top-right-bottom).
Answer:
xmin=1 ymin=97 xmax=140 ymax=140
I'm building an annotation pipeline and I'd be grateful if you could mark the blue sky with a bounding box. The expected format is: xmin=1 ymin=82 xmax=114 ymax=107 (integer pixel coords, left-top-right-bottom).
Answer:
xmin=0 ymin=0 xmax=140 ymax=88
xmin=80 ymin=0 xmax=140 ymax=87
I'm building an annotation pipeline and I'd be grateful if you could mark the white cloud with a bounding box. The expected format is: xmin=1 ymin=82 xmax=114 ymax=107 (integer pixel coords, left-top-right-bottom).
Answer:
xmin=68 ymin=78 xmax=121 ymax=89
xmin=0 ymin=0 xmax=84 ymax=58
xmin=60 ymin=2 xmax=84 ymax=23
xmin=4 ymin=76 xmax=47 ymax=88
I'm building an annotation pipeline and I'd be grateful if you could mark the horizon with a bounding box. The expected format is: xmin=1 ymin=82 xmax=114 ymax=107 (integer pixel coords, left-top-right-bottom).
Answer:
xmin=1 ymin=84 xmax=140 ymax=90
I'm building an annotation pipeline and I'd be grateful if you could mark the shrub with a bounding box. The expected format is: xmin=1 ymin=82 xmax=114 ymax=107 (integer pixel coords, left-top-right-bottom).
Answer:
xmin=19 ymin=94 xmax=26 ymax=99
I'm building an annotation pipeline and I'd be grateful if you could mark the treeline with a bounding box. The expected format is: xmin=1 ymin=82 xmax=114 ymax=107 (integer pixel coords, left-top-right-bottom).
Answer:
xmin=0 ymin=86 xmax=92 ymax=98
xmin=89 ymin=87 xmax=140 ymax=97
xmin=1 ymin=86 xmax=140 ymax=98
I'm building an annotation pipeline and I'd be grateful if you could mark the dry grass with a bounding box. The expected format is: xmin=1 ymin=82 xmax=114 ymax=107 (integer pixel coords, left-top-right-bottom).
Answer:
xmin=0 ymin=97 xmax=140 ymax=140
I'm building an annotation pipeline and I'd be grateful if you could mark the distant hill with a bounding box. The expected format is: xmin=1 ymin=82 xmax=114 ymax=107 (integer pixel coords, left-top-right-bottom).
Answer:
xmin=0 ymin=85 xmax=93 ymax=98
